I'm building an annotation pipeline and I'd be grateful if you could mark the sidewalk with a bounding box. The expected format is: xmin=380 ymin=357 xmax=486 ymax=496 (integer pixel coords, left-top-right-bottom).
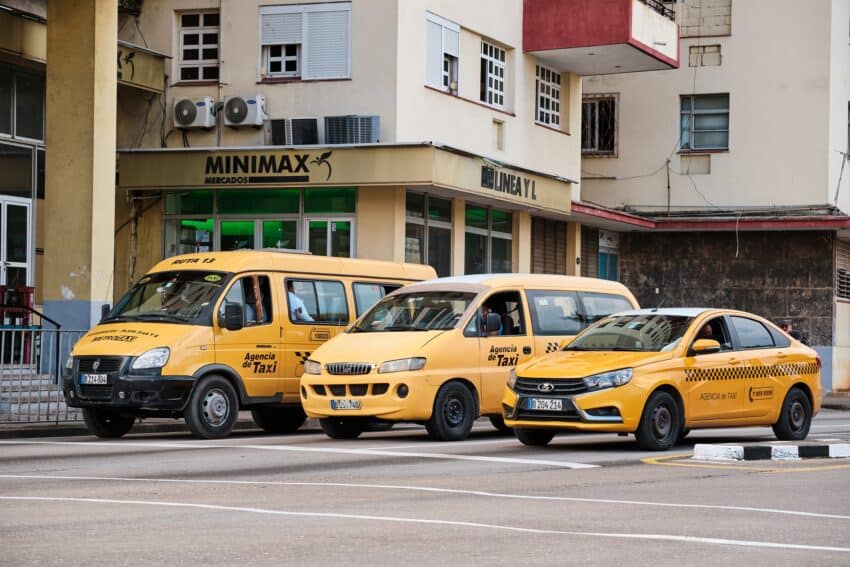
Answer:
xmin=822 ymin=391 xmax=850 ymax=410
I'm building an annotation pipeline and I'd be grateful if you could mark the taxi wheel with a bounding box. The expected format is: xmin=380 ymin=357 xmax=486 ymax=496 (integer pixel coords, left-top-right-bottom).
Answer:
xmin=772 ymin=387 xmax=812 ymax=441
xmin=488 ymin=415 xmax=513 ymax=435
xmin=82 ymin=408 xmax=135 ymax=438
xmin=515 ymin=428 xmax=555 ymax=447
xmin=184 ymin=375 xmax=239 ymax=439
xmin=320 ymin=417 xmax=364 ymax=439
xmin=636 ymin=391 xmax=680 ymax=451
xmin=677 ymin=428 xmax=691 ymax=443
xmin=251 ymin=406 xmax=307 ymax=434
xmin=426 ymin=382 xmax=476 ymax=441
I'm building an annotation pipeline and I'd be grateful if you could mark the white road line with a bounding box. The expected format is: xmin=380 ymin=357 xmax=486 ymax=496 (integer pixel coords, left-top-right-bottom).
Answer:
xmin=1 ymin=474 xmax=847 ymax=521
xmin=1 ymin=496 xmax=847 ymax=554
xmin=367 ymin=437 xmax=521 ymax=450
xmin=0 ymin=440 xmax=597 ymax=470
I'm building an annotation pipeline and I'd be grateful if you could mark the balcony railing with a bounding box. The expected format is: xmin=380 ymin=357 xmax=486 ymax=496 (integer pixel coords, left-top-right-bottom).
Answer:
xmin=639 ymin=0 xmax=676 ymax=20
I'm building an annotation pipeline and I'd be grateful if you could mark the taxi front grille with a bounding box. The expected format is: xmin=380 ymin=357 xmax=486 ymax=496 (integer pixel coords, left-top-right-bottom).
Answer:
xmin=310 ymin=383 xmax=390 ymax=397
xmin=514 ymin=378 xmax=589 ymax=396
xmin=326 ymin=362 xmax=375 ymax=376
xmin=79 ymin=385 xmax=113 ymax=401
xmin=77 ymin=357 xmax=123 ymax=373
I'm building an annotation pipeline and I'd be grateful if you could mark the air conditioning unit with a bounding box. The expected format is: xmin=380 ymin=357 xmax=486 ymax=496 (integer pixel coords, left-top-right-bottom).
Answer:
xmin=271 ymin=118 xmax=319 ymax=145
xmin=324 ymin=115 xmax=380 ymax=144
xmin=223 ymin=94 xmax=268 ymax=127
xmin=173 ymin=96 xmax=215 ymax=129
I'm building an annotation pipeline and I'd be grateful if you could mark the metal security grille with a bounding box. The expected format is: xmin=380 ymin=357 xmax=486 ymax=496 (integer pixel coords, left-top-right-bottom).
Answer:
xmin=531 ymin=218 xmax=567 ymax=274
xmin=837 ymin=238 xmax=850 ymax=300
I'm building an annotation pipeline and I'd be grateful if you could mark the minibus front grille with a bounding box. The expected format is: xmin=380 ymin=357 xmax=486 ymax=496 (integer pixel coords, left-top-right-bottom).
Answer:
xmin=325 ymin=362 xmax=375 ymax=376
xmin=514 ymin=378 xmax=589 ymax=396
xmin=328 ymin=385 xmax=347 ymax=396
xmin=77 ymin=357 xmax=124 ymax=373
xmin=312 ymin=385 xmax=327 ymax=396
xmin=371 ymin=383 xmax=389 ymax=396
xmin=350 ymin=384 xmax=368 ymax=396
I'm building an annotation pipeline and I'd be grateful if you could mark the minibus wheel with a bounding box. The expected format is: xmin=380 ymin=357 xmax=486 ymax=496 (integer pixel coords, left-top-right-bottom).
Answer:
xmin=772 ymin=387 xmax=812 ymax=441
xmin=488 ymin=415 xmax=513 ymax=435
xmin=320 ymin=417 xmax=364 ymax=439
xmin=426 ymin=382 xmax=475 ymax=441
xmin=635 ymin=390 xmax=680 ymax=451
xmin=82 ymin=408 xmax=135 ymax=438
xmin=251 ymin=406 xmax=307 ymax=434
xmin=184 ymin=375 xmax=239 ymax=439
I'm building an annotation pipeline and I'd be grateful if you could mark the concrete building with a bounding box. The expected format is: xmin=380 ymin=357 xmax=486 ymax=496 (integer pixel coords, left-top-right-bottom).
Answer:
xmin=579 ymin=0 xmax=850 ymax=390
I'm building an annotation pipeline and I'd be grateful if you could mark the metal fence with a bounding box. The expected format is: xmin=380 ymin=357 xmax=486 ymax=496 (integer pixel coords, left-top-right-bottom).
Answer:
xmin=0 ymin=328 xmax=87 ymax=424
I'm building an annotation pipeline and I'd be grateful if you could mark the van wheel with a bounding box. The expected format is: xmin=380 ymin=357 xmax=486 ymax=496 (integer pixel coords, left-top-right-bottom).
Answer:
xmin=515 ymin=428 xmax=555 ymax=446
xmin=82 ymin=408 xmax=135 ymax=438
xmin=320 ymin=418 xmax=364 ymax=439
xmin=635 ymin=391 xmax=680 ymax=451
xmin=251 ymin=406 xmax=307 ymax=434
xmin=426 ymin=382 xmax=475 ymax=441
xmin=488 ymin=415 xmax=513 ymax=435
xmin=185 ymin=375 xmax=239 ymax=439
xmin=772 ymin=387 xmax=812 ymax=441
xmin=677 ymin=428 xmax=691 ymax=443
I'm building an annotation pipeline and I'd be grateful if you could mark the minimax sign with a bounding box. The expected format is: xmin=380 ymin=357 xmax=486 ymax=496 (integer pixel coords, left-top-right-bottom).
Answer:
xmin=480 ymin=165 xmax=537 ymax=201
xmin=203 ymin=151 xmax=333 ymax=185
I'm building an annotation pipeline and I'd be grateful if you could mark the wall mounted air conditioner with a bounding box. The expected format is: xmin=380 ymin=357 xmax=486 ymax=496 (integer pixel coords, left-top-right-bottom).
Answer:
xmin=324 ymin=115 xmax=380 ymax=144
xmin=271 ymin=118 xmax=319 ymax=145
xmin=173 ymin=96 xmax=215 ymax=129
xmin=223 ymin=94 xmax=268 ymax=127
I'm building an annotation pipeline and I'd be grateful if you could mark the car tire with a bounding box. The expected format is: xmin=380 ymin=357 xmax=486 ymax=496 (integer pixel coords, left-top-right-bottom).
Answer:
xmin=515 ymin=428 xmax=555 ymax=447
xmin=251 ymin=406 xmax=307 ymax=434
xmin=82 ymin=408 xmax=135 ymax=438
xmin=425 ymin=382 xmax=476 ymax=441
xmin=635 ymin=391 xmax=681 ymax=451
xmin=488 ymin=415 xmax=513 ymax=435
xmin=772 ymin=387 xmax=812 ymax=441
xmin=320 ymin=417 xmax=364 ymax=439
xmin=184 ymin=375 xmax=239 ymax=439
xmin=677 ymin=428 xmax=691 ymax=444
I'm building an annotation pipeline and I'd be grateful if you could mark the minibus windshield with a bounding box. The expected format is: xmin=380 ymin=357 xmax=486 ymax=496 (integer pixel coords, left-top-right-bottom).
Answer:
xmin=565 ymin=314 xmax=694 ymax=352
xmin=351 ymin=291 xmax=476 ymax=332
xmin=104 ymin=271 xmax=229 ymax=324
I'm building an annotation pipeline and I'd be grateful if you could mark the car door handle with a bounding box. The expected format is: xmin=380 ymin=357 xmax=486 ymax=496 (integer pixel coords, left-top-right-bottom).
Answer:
xmin=523 ymin=346 xmax=532 ymax=355
xmin=728 ymin=358 xmax=741 ymax=365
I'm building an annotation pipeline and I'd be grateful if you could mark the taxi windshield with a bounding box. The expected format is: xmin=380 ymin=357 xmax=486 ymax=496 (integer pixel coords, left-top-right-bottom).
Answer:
xmin=565 ymin=314 xmax=695 ymax=352
xmin=351 ymin=291 xmax=476 ymax=332
xmin=105 ymin=271 xmax=229 ymax=324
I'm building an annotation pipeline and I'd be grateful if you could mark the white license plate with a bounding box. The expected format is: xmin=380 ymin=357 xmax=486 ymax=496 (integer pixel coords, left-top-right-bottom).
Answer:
xmin=331 ymin=399 xmax=361 ymax=410
xmin=527 ymin=398 xmax=563 ymax=411
xmin=81 ymin=373 xmax=108 ymax=385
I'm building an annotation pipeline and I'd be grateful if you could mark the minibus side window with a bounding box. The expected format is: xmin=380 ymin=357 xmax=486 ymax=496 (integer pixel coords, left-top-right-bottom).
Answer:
xmin=287 ymin=279 xmax=349 ymax=325
xmin=353 ymin=283 xmax=402 ymax=316
xmin=579 ymin=292 xmax=634 ymax=325
xmin=527 ymin=290 xmax=583 ymax=335
xmin=218 ymin=275 xmax=273 ymax=327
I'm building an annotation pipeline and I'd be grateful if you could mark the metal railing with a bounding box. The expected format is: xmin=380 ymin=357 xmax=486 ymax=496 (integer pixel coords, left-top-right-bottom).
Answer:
xmin=639 ymin=0 xmax=676 ymax=20
xmin=0 ymin=328 xmax=87 ymax=424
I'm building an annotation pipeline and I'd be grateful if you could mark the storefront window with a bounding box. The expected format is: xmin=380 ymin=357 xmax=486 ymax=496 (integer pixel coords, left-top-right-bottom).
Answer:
xmin=0 ymin=143 xmax=32 ymax=197
xmin=304 ymin=188 xmax=355 ymax=213
xmin=464 ymin=204 xmax=513 ymax=274
xmin=262 ymin=220 xmax=298 ymax=249
xmin=219 ymin=189 xmax=298 ymax=215
xmin=405 ymin=191 xmax=452 ymax=276
xmin=220 ymin=220 xmax=255 ymax=250
xmin=14 ymin=73 xmax=44 ymax=141
xmin=165 ymin=191 xmax=214 ymax=215
xmin=164 ymin=218 xmax=213 ymax=256
xmin=0 ymin=67 xmax=11 ymax=135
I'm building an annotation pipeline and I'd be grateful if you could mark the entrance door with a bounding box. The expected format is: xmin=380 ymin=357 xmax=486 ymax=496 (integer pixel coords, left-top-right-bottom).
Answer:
xmin=305 ymin=218 xmax=353 ymax=257
xmin=0 ymin=198 xmax=31 ymax=288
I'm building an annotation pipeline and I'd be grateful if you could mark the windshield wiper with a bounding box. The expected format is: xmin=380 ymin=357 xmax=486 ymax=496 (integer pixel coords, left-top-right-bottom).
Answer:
xmin=134 ymin=313 xmax=192 ymax=323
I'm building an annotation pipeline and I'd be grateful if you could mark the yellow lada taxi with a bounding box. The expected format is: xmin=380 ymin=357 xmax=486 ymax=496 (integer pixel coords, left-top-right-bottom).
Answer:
xmin=300 ymin=274 xmax=639 ymax=441
xmin=502 ymin=308 xmax=822 ymax=450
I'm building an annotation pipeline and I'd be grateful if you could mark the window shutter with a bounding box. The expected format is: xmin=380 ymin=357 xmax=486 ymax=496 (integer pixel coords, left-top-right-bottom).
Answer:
xmin=443 ymin=27 xmax=459 ymax=57
xmin=426 ymin=20 xmax=442 ymax=88
xmin=261 ymin=13 xmax=301 ymax=45
xmin=303 ymin=10 xmax=349 ymax=79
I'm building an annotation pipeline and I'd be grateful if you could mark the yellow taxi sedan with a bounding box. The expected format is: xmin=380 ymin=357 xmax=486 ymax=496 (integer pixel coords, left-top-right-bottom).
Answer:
xmin=502 ymin=308 xmax=822 ymax=450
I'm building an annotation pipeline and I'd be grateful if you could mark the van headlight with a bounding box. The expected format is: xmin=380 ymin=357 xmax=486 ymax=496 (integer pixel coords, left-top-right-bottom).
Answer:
xmin=131 ymin=347 xmax=170 ymax=370
xmin=378 ymin=357 xmax=426 ymax=374
xmin=304 ymin=359 xmax=322 ymax=375
xmin=583 ymin=368 xmax=632 ymax=391
xmin=507 ymin=368 xmax=518 ymax=389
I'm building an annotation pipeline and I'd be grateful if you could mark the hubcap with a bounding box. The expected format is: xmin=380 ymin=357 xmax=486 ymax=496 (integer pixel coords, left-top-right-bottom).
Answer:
xmin=789 ymin=400 xmax=806 ymax=431
xmin=202 ymin=388 xmax=229 ymax=427
xmin=444 ymin=396 xmax=464 ymax=427
xmin=652 ymin=405 xmax=672 ymax=439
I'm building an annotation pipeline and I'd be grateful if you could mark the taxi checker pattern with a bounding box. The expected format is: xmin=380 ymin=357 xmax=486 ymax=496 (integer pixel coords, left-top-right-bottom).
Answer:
xmin=544 ymin=341 xmax=560 ymax=354
xmin=684 ymin=361 xmax=819 ymax=382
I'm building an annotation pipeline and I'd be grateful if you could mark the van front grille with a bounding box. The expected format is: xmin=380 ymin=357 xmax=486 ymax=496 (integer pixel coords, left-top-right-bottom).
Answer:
xmin=326 ymin=362 xmax=375 ymax=375
xmin=77 ymin=357 xmax=124 ymax=373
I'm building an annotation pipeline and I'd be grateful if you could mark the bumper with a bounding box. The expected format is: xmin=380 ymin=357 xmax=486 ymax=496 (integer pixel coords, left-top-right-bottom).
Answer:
xmin=63 ymin=373 xmax=197 ymax=412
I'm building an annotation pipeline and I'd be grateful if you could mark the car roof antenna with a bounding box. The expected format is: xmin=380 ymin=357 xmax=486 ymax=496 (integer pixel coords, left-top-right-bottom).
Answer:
xmin=651 ymin=295 xmax=666 ymax=312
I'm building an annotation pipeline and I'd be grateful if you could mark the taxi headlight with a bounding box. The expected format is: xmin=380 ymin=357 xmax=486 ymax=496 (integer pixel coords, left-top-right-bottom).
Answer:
xmin=583 ymin=368 xmax=633 ymax=391
xmin=507 ymin=368 xmax=518 ymax=389
xmin=378 ymin=357 xmax=426 ymax=374
xmin=131 ymin=347 xmax=170 ymax=370
xmin=304 ymin=359 xmax=322 ymax=375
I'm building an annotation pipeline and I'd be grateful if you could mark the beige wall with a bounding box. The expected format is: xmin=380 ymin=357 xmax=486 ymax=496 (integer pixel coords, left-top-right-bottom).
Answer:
xmin=828 ymin=0 xmax=850 ymax=214
xmin=356 ymin=185 xmax=405 ymax=263
xmin=581 ymin=0 xmax=837 ymax=212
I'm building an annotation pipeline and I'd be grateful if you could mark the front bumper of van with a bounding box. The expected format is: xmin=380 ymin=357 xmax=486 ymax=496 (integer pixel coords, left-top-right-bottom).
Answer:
xmin=63 ymin=365 xmax=196 ymax=412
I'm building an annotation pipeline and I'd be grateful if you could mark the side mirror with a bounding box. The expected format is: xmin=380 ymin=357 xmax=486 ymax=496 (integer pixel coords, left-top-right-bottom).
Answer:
xmin=691 ymin=338 xmax=721 ymax=355
xmin=100 ymin=304 xmax=111 ymax=322
xmin=485 ymin=312 xmax=502 ymax=335
xmin=223 ymin=304 xmax=244 ymax=331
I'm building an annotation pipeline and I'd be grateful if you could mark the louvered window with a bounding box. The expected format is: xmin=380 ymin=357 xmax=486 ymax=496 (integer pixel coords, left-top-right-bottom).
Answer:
xmin=837 ymin=238 xmax=850 ymax=300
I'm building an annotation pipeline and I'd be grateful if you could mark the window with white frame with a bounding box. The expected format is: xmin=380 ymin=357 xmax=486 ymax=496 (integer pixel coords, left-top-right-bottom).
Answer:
xmin=480 ymin=41 xmax=505 ymax=108
xmin=260 ymin=3 xmax=350 ymax=81
xmin=680 ymin=94 xmax=729 ymax=151
xmin=425 ymin=12 xmax=459 ymax=94
xmin=582 ymin=95 xmax=617 ymax=155
xmin=178 ymin=11 xmax=220 ymax=82
xmin=535 ymin=65 xmax=560 ymax=127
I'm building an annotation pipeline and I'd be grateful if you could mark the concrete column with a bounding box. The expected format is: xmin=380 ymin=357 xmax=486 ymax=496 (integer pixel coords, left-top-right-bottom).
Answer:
xmin=515 ymin=211 xmax=532 ymax=273
xmin=356 ymin=186 xmax=406 ymax=262
xmin=451 ymin=198 xmax=465 ymax=275
xmin=43 ymin=0 xmax=117 ymax=328
xmin=566 ymin=222 xmax=582 ymax=276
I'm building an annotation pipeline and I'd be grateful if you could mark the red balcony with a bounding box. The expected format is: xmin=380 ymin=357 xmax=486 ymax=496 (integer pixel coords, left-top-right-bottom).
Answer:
xmin=524 ymin=0 xmax=679 ymax=75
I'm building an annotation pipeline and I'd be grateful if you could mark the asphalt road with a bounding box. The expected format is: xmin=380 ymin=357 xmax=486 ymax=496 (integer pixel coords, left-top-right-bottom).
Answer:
xmin=1 ymin=410 xmax=849 ymax=566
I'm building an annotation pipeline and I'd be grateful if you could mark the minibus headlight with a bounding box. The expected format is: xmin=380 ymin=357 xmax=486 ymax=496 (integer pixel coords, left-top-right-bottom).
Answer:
xmin=131 ymin=347 xmax=170 ymax=370
xmin=304 ymin=359 xmax=322 ymax=375
xmin=65 ymin=355 xmax=74 ymax=370
xmin=583 ymin=368 xmax=632 ymax=391
xmin=378 ymin=357 xmax=426 ymax=374
xmin=507 ymin=368 xmax=518 ymax=389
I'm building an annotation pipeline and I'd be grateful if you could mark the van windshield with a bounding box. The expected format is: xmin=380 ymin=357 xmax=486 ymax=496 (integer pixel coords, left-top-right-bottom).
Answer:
xmin=351 ymin=291 xmax=476 ymax=332
xmin=104 ymin=271 xmax=229 ymax=324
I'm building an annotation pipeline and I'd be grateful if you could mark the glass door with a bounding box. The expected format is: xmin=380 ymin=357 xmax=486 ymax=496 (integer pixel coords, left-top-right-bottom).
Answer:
xmin=0 ymin=198 xmax=31 ymax=288
xmin=305 ymin=217 xmax=353 ymax=257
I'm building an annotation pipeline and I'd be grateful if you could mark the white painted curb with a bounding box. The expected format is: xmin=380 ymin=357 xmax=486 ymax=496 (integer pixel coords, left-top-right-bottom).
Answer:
xmin=830 ymin=444 xmax=850 ymax=458
xmin=692 ymin=444 xmax=742 ymax=461
xmin=693 ymin=443 xmax=850 ymax=461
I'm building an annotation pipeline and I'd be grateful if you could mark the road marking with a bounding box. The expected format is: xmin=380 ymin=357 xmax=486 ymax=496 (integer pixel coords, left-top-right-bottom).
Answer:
xmin=367 ymin=437 xmax=520 ymax=450
xmin=1 ymin=496 xmax=847 ymax=553
xmin=643 ymin=453 xmax=850 ymax=473
xmin=0 ymin=440 xmax=597 ymax=470
xmin=2 ymin=474 xmax=848 ymax=521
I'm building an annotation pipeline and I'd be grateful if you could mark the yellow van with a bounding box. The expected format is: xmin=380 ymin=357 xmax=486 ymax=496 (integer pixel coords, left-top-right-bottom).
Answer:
xmin=300 ymin=274 xmax=639 ymax=441
xmin=62 ymin=250 xmax=435 ymax=439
